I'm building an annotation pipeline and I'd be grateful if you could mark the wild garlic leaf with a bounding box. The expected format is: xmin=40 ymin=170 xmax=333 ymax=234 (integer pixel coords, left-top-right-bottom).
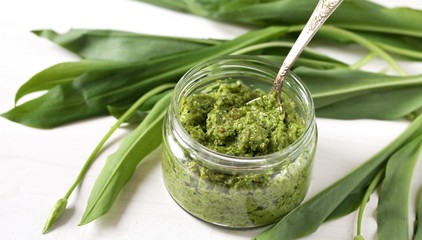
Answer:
xmin=79 ymin=91 xmax=172 ymax=225
xmin=296 ymin=67 xmax=422 ymax=101
xmin=377 ymin=136 xmax=422 ymax=240
xmin=15 ymin=60 xmax=128 ymax=103
xmin=315 ymin=86 xmax=422 ymax=120
xmin=341 ymin=31 xmax=422 ymax=61
xmin=3 ymin=27 xmax=288 ymax=128
xmin=140 ymin=0 xmax=422 ymax=38
xmin=259 ymin=55 xmax=346 ymax=70
xmin=107 ymin=90 xmax=171 ymax=123
xmin=2 ymin=83 xmax=105 ymax=129
xmin=254 ymin=115 xmax=422 ymax=240
xmin=33 ymin=29 xmax=220 ymax=62
xmin=295 ymin=67 xmax=422 ymax=119
xmin=40 ymin=84 xmax=175 ymax=234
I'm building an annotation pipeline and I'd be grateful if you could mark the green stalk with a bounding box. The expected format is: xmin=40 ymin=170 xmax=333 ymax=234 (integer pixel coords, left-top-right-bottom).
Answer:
xmin=42 ymin=83 xmax=175 ymax=234
xmin=354 ymin=168 xmax=385 ymax=240
xmin=350 ymin=52 xmax=377 ymax=70
xmin=319 ymin=26 xmax=406 ymax=76
xmin=230 ymin=41 xmax=316 ymax=56
xmin=374 ymin=42 xmax=422 ymax=60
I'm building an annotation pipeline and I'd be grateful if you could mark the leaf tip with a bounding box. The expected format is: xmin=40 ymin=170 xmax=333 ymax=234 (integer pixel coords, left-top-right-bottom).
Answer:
xmin=31 ymin=29 xmax=43 ymax=36
xmin=77 ymin=217 xmax=91 ymax=226
xmin=78 ymin=211 xmax=96 ymax=226
xmin=31 ymin=29 xmax=58 ymax=40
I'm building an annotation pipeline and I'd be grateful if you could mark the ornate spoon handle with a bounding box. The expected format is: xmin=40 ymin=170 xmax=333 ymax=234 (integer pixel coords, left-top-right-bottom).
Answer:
xmin=273 ymin=0 xmax=343 ymax=97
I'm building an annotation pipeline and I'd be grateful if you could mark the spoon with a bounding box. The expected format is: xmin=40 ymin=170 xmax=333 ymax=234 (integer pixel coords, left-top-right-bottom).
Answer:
xmin=254 ymin=0 xmax=343 ymax=109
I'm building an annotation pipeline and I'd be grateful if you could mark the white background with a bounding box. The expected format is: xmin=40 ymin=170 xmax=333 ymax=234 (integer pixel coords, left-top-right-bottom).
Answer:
xmin=0 ymin=1 xmax=421 ymax=239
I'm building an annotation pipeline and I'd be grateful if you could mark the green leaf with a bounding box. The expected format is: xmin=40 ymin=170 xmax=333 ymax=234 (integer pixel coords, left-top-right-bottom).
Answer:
xmin=369 ymin=34 xmax=422 ymax=61
xmin=331 ymin=31 xmax=422 ymax=61
xmin=40 ymin=84 xmax=175 ymax=235
xmin=260 ymin=54 xmax=345 ymax=70
xmin=296 ymin=67 xmax=422 ymax=100
xmin=79 ymin=91 xmax=172 ymax=225
xmin=2 ymin=83 xmax=106 ymax=129
xmin=139 ymin=0 xmax=422 ymax=38
xmin=106 ymin=90 xmax=171 ymax=123
xmin=15 ymin=60 xmax=128 ymax=103
xmin=107 ymin=105 xmax=148 ymax=124
xmin=325 ymin=185 xmax=367 ymax=221
xmin=254 ymin=115 xmax=422 ymax=240
xmin=139 ymin=1 xmax=422 ymax=68
xmin=316 ymin=26 xmax=405 ymax=75
xmin=230 ymin=40 xmax=347 ymax=69
xmin=294 ymin=67 xmax=422 ymax=120
xmin=269 ymin=47 xmax=345 ymax=67
xmin=3 ymin=27 xmax=288 ymax=128
xmin=315 ymin=86 xmax=422 ymax=120
xmin=33 ymin=29 xmax=220 ymax=62
xmin=377 ymin=136 xmax=422 ymax=240
xmin=330 ymin=4 xmax=422 ymax=38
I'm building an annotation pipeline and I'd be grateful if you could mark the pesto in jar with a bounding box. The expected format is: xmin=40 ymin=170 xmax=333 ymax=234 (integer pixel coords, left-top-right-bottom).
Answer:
xmin=162 ymin=80 xmax=315 ymax=228
xmin=179 ymin=81 xmax=304 ymax=156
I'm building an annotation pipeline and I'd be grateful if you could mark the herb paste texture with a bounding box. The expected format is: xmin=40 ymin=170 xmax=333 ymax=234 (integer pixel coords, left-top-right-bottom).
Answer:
xmin=162 ymin=81 xmax=315 ymax=228
xmin=162 ymin=146 xmax=313 ymax=227
xmin=179 ymin=81 xmax=304 ymax=156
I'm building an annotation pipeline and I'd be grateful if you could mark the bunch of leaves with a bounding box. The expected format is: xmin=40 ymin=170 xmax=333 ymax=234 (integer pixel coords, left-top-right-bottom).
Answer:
xmin=138 ymin=0 xmax=422 ymax=61
xmin=3 ymin=3 xmax=422 ymax=234
xmin=2 ymin=27 xmax=422 ymax=129
xmin=254 ymin=115 xmax=422 ymax=240
xmin=2 ymin=27 xmax=422 ymax=233
xmin=42 ymin=84 xmax=175 ymax=233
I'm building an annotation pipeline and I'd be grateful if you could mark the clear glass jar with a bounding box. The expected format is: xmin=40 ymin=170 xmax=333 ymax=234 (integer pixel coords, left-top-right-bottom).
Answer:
xmin=162 ymin=56 xmax=317 ymax=228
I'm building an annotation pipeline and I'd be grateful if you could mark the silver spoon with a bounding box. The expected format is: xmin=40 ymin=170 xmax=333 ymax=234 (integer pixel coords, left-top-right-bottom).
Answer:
xmin=257 ymin=0 xmax=343 ymax=109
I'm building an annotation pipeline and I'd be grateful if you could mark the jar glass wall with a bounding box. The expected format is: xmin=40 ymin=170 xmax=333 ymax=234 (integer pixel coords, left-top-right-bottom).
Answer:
xmin=162 ymin=56 xmax=317 ymax=228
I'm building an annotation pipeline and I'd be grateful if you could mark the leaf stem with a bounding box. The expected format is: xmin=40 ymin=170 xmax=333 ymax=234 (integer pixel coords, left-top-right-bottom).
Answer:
xmin=44 ymin=83 xmax=175 ymax=233
xmin=230 ymin=41 xmax=316 ymax=56
xmin=374 ymin=42 xmax=422 ymax=61
xmin=285 ymin=25 xmax=406 ymax=75
xmin=350 ymin=52 xmax=377 ymax=70
xmin=319 ymin=26 xmax=406 ymax=76
xmin=355 ymin=168 xmax=385 ymax=239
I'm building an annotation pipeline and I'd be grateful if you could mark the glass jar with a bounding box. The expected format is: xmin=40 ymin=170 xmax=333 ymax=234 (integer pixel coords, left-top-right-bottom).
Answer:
xmin=162 ymin=56 xmax=317 ymax=228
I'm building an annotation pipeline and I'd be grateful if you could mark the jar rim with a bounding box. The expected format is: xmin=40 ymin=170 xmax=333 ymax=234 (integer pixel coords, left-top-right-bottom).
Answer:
xmin=171 ymin=55 xmax=316 ymax=170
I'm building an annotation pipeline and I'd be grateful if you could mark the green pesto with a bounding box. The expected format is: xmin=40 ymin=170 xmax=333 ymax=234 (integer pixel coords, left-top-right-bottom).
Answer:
xmin=179 ymin=81 xmax=304 ymax=156
xmin=162 ymin=81 xmax=315 ymax=228
xmin=162 ymin=146 xmax=313 ymax=227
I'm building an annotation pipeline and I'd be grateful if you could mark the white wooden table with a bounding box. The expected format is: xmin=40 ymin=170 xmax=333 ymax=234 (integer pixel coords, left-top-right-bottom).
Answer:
xmin=0 ymin=1 xmax=421 ymax=239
